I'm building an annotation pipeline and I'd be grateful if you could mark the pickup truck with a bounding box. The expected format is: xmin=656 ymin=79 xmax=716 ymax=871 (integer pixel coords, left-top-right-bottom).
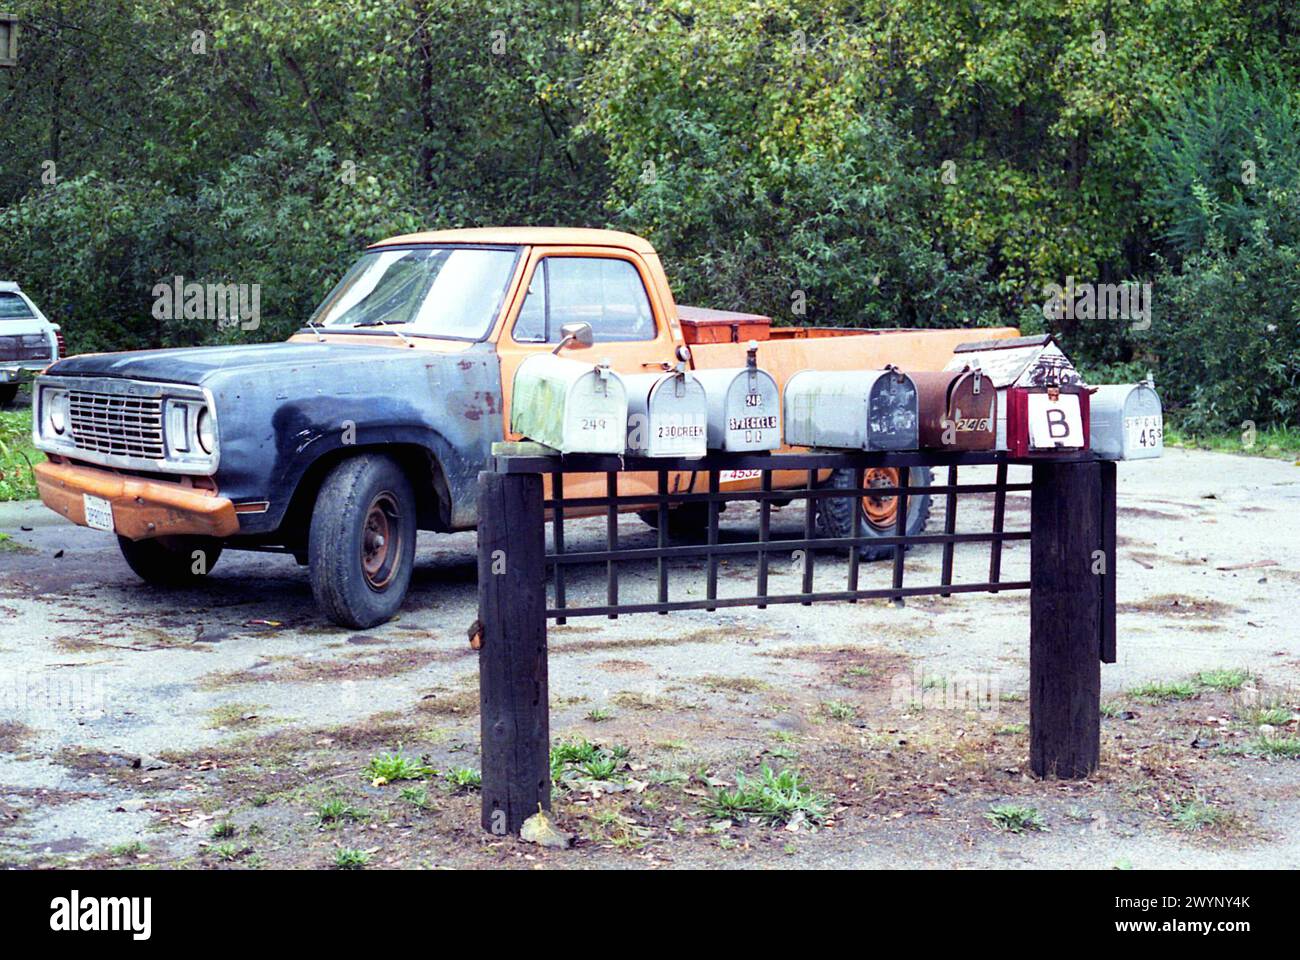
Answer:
xmin=31 ymin=228 xmax=1018 ymax=627
xmin=1 ymin=281 xmax=63 ymax=407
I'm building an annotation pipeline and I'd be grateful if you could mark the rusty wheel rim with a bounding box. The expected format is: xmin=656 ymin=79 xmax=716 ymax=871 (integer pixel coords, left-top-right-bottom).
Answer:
xmin=361 ymin=491 xmax=401 ymax=590
xmin=861 ymin=467 xmax=900 ymax=529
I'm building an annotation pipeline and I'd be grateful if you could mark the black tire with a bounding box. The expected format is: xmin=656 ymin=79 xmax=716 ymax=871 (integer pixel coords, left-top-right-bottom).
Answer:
xmin=0 ymin=384 xmax=18 ymax=407
xmin=308 ymin=454 xmax=417 ymax=629
xmin=815 ymin=466 xmax=932 ymax=561
xmin=118 ymin=535 xmax=223 ymax=585
xmin=636 ymin=502 xmax=712 ymax=541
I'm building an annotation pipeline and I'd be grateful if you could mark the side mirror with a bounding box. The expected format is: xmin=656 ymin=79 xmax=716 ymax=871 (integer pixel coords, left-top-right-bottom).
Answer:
xmin=552 ymin=321 xmax=594 ymax=354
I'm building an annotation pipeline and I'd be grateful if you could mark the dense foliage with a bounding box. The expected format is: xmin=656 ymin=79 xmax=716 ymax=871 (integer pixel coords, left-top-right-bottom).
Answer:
xmin=2 ymin=0 xmax=1299 ymax=429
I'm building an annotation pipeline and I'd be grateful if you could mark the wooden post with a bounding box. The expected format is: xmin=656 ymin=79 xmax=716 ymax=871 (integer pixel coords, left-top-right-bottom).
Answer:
xmin=477 ymin=469 xmax=549 ymax=835
xmin=1029 ymin=460 xmax=1102 ymax=778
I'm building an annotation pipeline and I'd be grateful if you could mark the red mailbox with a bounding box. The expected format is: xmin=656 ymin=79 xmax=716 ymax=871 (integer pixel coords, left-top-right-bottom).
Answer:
xmin=1007 ymin=384 xmax=1092 ymax=457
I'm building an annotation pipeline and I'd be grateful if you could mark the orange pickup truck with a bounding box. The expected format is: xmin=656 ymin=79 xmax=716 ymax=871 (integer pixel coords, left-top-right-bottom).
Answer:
xmin=32 ymin=227 xmax=1017 ymax=627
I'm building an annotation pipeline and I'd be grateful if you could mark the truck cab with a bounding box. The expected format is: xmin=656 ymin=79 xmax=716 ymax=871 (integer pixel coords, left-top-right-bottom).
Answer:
xmin=32 ymin=227 xmax=1017 ymax=628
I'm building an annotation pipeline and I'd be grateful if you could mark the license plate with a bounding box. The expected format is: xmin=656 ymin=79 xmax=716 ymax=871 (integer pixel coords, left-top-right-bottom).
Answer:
xmin=719 ymin=469 xmax=763 ymax=483
xmin=1026 ymin=393 xmax=1085 ymax=449
xmin=83 ymin=495 xmax=115 ymax=532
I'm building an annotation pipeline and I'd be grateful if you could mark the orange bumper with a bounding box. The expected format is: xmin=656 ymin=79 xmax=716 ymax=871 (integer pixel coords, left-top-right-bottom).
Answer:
xmin=35 ymin=460 xmax=240 ymax=541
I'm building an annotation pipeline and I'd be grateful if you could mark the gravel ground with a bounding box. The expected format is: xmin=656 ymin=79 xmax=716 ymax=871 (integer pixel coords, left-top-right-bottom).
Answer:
xmin=0 ymin=447 xmax=1297 ymax=869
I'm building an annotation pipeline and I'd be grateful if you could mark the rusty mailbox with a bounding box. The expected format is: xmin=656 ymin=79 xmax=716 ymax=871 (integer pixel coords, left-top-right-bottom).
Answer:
xmin=510 ymin=353 xmax=628 ymax=454
xmin=623 ymin=369 xmax=709 ymax=458
xmin=911 ymin=365 xmax=997 ymax=451
xmin=783 ymin=366 xmax=919 ymax=451
xmin=1089 ymin=379 xmax=1163 ymax=460
xmin=691 ymin=343 xmax=782 ymax=451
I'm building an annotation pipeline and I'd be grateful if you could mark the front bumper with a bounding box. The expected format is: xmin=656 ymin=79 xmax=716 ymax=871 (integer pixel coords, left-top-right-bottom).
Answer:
xmin=0 ymin=363 xmax=47 ymax=383
xmin=35 ymin=459 xmax=239 ymax=541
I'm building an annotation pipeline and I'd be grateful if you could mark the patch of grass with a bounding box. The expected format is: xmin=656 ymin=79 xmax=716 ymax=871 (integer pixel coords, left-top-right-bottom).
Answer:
xmin=315 ymin=799 xmax=369 ymax=827
xmin=206 ymin=703 xmax=267 ymax=730
xmin=0 ymin=409 xmax=42 ymax=502
xmin=442 ymin=767 xmax=482 ymax=792
xmin=364 ymin=751 xmax=434 ymax=784
xmin=1128 ymin=679 xmax=1200 ymax=703
xmin=985 ymin=804 xmax=1047 ymax=833
xmin=1099 ymin=701 xmax=1127 ymax=718
xmin=550 ymin=737 xmax=629 ymax=783
xmin=1242 ymin=703 xmax=1293 ymax=727
xmin=1196 ymin=668 xmax=1251 ymax=691
xmin=109 ymin=841 xmax=147 ymax=857
xmin=333 ymin=848 xmax=369 ymax=870
xmin=695 ymin=674 xmax=769 ymax=694
xmin=821 ymin=700 xmax=857 ymax=721
xmin=1227 ymin=736 xmax=1300 ymax=759
xmin=1170 ymin=797 xmax=1231 ymax=832
xmin=993 ymin=724 xmax=1026 ymax=736
xmin=209 ymin=821 xmax=237 ymax=839
xmin=399 ymin=786 xmax=432 ymax=809
xmin=1165 ymin=424 xmax=1300 ymax=460
xmin=211 ymin=842 xmax=243 ymax=861
xmin=584 ymin=707 xmax=614 ymax=722
xmin=702 ymin=765 xmax=829 ymax=826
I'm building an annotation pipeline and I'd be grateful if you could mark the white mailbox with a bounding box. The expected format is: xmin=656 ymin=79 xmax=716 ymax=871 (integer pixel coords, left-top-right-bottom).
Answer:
xmin=783 ymin=367 xmax=919 ymax=451
xmin=510 ymin=354 xmax=628 ymax=454
xmin=1090 ymin=379 xmax=1163 ymax=460
xmin=623 ymin=370 xmax=708 ymax=458
xmin=691 ymin=344 xmax=781 ymax=451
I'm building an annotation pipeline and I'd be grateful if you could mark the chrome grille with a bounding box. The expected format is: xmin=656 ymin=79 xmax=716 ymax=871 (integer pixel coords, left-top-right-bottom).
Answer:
xmin=67 ymin=390 xmax=165 ymax=460
xmin=0 ymin=334 xmax=52 ymax=362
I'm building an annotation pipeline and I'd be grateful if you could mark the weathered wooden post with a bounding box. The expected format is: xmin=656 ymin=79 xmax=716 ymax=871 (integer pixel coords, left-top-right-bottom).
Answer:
xmin=1029 ymin=460 xmax=1103 ymax=778
xmin=477 ymin=467 xmax=549 ymax=835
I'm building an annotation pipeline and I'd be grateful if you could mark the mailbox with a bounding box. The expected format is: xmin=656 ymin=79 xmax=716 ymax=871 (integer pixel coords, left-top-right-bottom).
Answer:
xmin=510 ymin=354 xmax=628 ymax=454
xmin=911 ymin=365 xmax=997 ymax=450
xmin=691 ymin=344 xmax=782 ymax=451
xmin=1089 ymin=379 xmax=1162 ymax=460
xmin=783 ymin=366 xmax=919 ymax=451
xmin=945 ymin=334 xmax=1085 ymax=451
xmin=623 ymin=370 xmax=708 ymax=458
xmin=1006 ymin=384 xmax=1092 ymax=457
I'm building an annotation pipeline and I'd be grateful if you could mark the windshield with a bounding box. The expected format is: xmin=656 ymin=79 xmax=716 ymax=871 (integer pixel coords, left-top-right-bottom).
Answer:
xmin=310 ymin=246 xmax=518 ymax=340
xmin=0 ymin=292 xmax=36 ymax=320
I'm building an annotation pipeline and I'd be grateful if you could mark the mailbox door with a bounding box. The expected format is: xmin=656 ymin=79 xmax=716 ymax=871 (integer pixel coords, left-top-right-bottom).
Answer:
xmin=946 ymin=369 xmax=997 ymax=450
xmin=866 ymin=373 xmax=919 ymax=450
xmin=784 ymin=371 xmax=872 ymax=449
xmin=1121 ymin=385 xmax=1162 ymax=459
xmin=643 ymin=374 xmax=708 ymax=457
xmin=722 ymin=368 xmax=781 ymax=451
xmin=1008 ymin=386 xmax=1091 ymax=457
xmin=912 ymin=371 xmax=960 ymax=448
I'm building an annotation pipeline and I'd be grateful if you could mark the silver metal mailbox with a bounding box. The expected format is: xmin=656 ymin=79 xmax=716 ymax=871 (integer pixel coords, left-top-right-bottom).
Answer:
xmin=623 ymin=370 xmax=708 ymax=458
xmin=1089 ymin=379 xmax=1162 ymax=460
xmin=783 ymin=366 xmax=919 ymax=451
xmin=510 ymin=353 xmax=628 ymax=454
xmin=691 ymin=345 xmax=781 ymax=451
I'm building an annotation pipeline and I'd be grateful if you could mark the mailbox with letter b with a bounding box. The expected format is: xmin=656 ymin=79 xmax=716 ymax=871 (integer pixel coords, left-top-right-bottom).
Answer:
xmin=510 ymin=354 xmax=628 ymax=454
xmin=945 ymin=334 xmax=1086 ymax=452
xmin=623 ymin=370 xmax=708 ymax=458
xmin=1089 ymin=379 xmax=1163 ymax=460
xmin=783 ymin=366 xmax=919 ymax=451
xmin=912 ymin=365 xmax=997 ymax=451
xmin=691 ymin=343 xmax=782 ymax=451
xmin=1007 ymin=383 xmax=1091 ymax=456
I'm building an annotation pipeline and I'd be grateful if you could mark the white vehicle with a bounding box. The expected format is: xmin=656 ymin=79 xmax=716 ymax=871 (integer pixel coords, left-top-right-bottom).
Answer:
xmin=0 ymin=282 xmax=62 ymax=407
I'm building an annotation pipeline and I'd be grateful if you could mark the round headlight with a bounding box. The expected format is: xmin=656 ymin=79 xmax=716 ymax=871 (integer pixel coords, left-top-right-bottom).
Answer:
xmin=48 ymin=391 xmax=69 ymax=435
xmin=196 ymin=407 xmax=215 ymax=454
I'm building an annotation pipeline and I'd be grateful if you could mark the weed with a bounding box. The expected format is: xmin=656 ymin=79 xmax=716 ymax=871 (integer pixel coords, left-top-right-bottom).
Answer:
xmin=702 ymin=766 xmax=829 ymax=826
xmin=985 ymin=804 xmax=1046 ymax=833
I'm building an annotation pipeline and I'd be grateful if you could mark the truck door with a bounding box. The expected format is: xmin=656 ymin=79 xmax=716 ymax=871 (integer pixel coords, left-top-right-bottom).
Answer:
xmin=497 ymin=246 xmax=692 ymax=511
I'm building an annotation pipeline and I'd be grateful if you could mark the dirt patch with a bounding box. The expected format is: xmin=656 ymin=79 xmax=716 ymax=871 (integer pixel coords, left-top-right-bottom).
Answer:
xmin=197 ymin=645 xmax=464 ymax=688
xmin=596 ymin=659 xmax=653 ymax=674
xmin=1117 ymin=594 xmax=1242 ymax=620
xmin=550 ymin=627 xmax=765 ymax=654
xmin=0 ymin=721 xmax=34 ymax=752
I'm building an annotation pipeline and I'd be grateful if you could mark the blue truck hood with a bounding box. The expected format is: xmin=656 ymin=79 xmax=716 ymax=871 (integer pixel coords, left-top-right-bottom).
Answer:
xmin=47 ymin=341 xmax=416 ymax=386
